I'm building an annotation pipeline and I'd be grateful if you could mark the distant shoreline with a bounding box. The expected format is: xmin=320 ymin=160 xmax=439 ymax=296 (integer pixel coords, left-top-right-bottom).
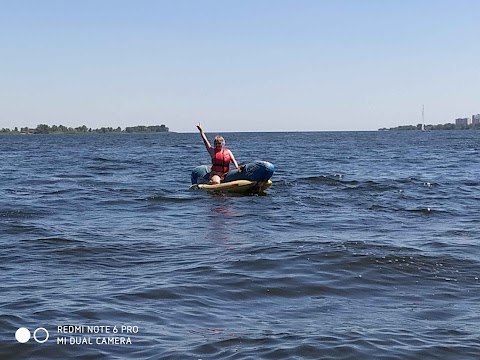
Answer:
xmin=379 ymin=123 xmax=479 ymax=131
xmin=0 ymin=124 xmax=169 ymax=135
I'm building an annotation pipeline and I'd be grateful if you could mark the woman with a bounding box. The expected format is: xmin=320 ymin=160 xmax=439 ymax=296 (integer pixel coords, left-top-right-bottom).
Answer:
xmin=196 ymin=122 xmax=242 ymax=184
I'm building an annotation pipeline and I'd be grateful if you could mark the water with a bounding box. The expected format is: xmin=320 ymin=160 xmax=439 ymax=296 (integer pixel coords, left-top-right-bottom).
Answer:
xmin=1 ymin=131 xmax=479 ymax=359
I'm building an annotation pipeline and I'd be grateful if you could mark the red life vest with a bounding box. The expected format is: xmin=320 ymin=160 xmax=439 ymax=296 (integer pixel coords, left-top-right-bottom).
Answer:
xmin=211 ymin=148 xmax=231 ymax=174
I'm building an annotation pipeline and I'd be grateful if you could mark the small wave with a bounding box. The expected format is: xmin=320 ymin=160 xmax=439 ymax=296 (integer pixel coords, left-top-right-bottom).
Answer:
xmin=271 ymin=179 xmax=296 ymax=188
xmin=0 ymin=208 xmax=45 ymax=219
xmin=103 ymin=187 xmax=139 ymax=194
xmin=88 ymin=156 xmax=112 ymax=162
xmin=5 ymin=224 xmax=51 ymax=236
xmin=406 ymin=207 xmax=435 ymax=214
xmin=399 ymin=207 xmax=458 ymax=216
xmin=172 ymin=144 xmax=196 ymax=149
xmin=437 ymin=229 xmax=475 ymax=237
xmin=86 ymin=165 xmax=130 ymax=172
xmin=55 ymin=246 xmax=97 ymax=257
xmin=54 ymin=173 xmax=95 ymax=179
xmin=461 ymin=180 xmax=480 ymax=187
xmin=146 ymin=195 xmax=196 ymax=203
xmin=343 ymin=180 xmax=400 ymax=192
xmin=86 ymin=155 xmax=149 ymax=167
xmin=42 ymin=188 xmax=77 ymax=195
xmin=118 ymin=288 xmax=181 ymax=301
xmin=301 ymin=176 xmax=406 ymax=193
xmin=96 ymin=198 xmax=138 ymax=206
xmin=406 ymin=177 xmax=441 ymax=188
xmin=30 ymin=237 xmax=84 ymax=244
xmin=368 ymin=204 xmax=394 ymax=212
xmin=301 ymin=175 xmax=348 ymax=186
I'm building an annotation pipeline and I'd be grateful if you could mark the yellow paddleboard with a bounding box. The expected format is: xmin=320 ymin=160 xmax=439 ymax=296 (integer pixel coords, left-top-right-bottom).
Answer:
xmin=191 ymin=180 xmax=272 ymax=194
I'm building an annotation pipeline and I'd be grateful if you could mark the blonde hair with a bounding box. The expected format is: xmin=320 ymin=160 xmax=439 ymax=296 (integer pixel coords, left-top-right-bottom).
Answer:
xmin=214 ymin=135 xmax=225 ymax=145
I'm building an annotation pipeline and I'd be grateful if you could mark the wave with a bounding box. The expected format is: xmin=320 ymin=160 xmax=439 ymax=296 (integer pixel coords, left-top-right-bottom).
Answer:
xmin=297 ymin=176 xmax=440 ymax=193
xmin=53 ymin=173 xmax=95 ymax=179
xmin=342 ymin=180 xmax=401 ymax=192
xmin=118 ymin=287 xmax=181 ymax=301
xmin=29 ymin=237 xmax=85 ymax=244
xmin=0 ymin=208 xmax=46 ymax=220
xmin=405 ymin=207 xmax=434 ymax=214
xmin=146 ymin=194 xmax=196 ymax=203
xmin=86 ymin=155 xmax=151 ymax=166
xmin=300 ymin=175 xmax=348 ymax=186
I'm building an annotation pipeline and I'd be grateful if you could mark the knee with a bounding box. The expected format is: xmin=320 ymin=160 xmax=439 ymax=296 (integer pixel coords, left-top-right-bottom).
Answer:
xmin=211 ymin=175 xmax=221 ymax=184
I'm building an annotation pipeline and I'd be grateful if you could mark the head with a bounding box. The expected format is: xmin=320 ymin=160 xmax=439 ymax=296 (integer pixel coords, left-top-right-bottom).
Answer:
xmin=213 ymin=135 xmax=225 ymax=149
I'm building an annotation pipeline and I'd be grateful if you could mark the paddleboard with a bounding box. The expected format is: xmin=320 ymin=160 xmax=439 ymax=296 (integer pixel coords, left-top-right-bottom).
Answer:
xmin=190 ymin=180 xmax=272 ymax=194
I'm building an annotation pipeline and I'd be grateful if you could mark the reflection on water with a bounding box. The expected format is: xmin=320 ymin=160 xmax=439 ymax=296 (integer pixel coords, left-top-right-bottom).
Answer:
xmin=209 ymin=201 xmax=234 ymax=246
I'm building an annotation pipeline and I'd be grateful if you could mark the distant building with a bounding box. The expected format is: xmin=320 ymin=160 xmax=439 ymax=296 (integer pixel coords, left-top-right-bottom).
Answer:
xmin=455 ymin=118 xmax=470 ymax=126
xmin=472 ymin=114 xmax=480 ymax=125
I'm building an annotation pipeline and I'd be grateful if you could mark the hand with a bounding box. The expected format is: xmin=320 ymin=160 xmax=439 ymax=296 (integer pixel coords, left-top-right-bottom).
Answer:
xmin=238 ymin=165 xmax=245 ymax=173
xmin=196 ymin=122 xmax=203 ymax=132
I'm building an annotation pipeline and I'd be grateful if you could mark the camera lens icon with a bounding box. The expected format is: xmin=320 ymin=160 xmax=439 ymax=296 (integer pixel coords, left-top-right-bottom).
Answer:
xmin=15 ymin=327 xmax=49 ymax=343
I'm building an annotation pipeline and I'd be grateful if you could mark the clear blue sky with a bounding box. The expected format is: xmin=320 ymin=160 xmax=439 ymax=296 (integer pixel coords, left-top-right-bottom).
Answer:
xmin=1 ymin=0 xmax=479 ymax=132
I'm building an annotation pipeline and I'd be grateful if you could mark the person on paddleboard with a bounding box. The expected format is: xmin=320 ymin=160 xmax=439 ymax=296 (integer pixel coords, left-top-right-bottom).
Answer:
xmin=196 ymin=122 xmax=243 ymax=184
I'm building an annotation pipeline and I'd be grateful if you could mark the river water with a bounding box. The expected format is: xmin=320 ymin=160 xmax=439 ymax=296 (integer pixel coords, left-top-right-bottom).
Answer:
xmin=1 ymin=131 xmax=479 ymax=359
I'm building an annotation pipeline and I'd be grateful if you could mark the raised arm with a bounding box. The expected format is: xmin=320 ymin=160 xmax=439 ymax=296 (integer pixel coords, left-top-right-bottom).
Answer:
xmin=196 ymin=122 xmax=214 ymax=157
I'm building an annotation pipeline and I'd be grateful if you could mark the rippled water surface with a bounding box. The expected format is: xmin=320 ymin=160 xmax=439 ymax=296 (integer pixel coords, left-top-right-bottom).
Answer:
xmin=1 ymin=131 xmax=479 ymax=359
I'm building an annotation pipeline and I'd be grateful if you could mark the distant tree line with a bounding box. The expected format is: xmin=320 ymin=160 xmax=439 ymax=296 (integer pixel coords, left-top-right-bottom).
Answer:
xmin=124 ymin=125 xmax=169 ymax=133
xmin=379 ymin=123 xmax=480 ymax=131
xmin=0 ymin=124 xmax=169 ymax=134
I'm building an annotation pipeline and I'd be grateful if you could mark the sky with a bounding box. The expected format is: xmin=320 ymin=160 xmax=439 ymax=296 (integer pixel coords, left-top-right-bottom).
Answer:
xmin=1 ymin=0 xmax=479 ymax=132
